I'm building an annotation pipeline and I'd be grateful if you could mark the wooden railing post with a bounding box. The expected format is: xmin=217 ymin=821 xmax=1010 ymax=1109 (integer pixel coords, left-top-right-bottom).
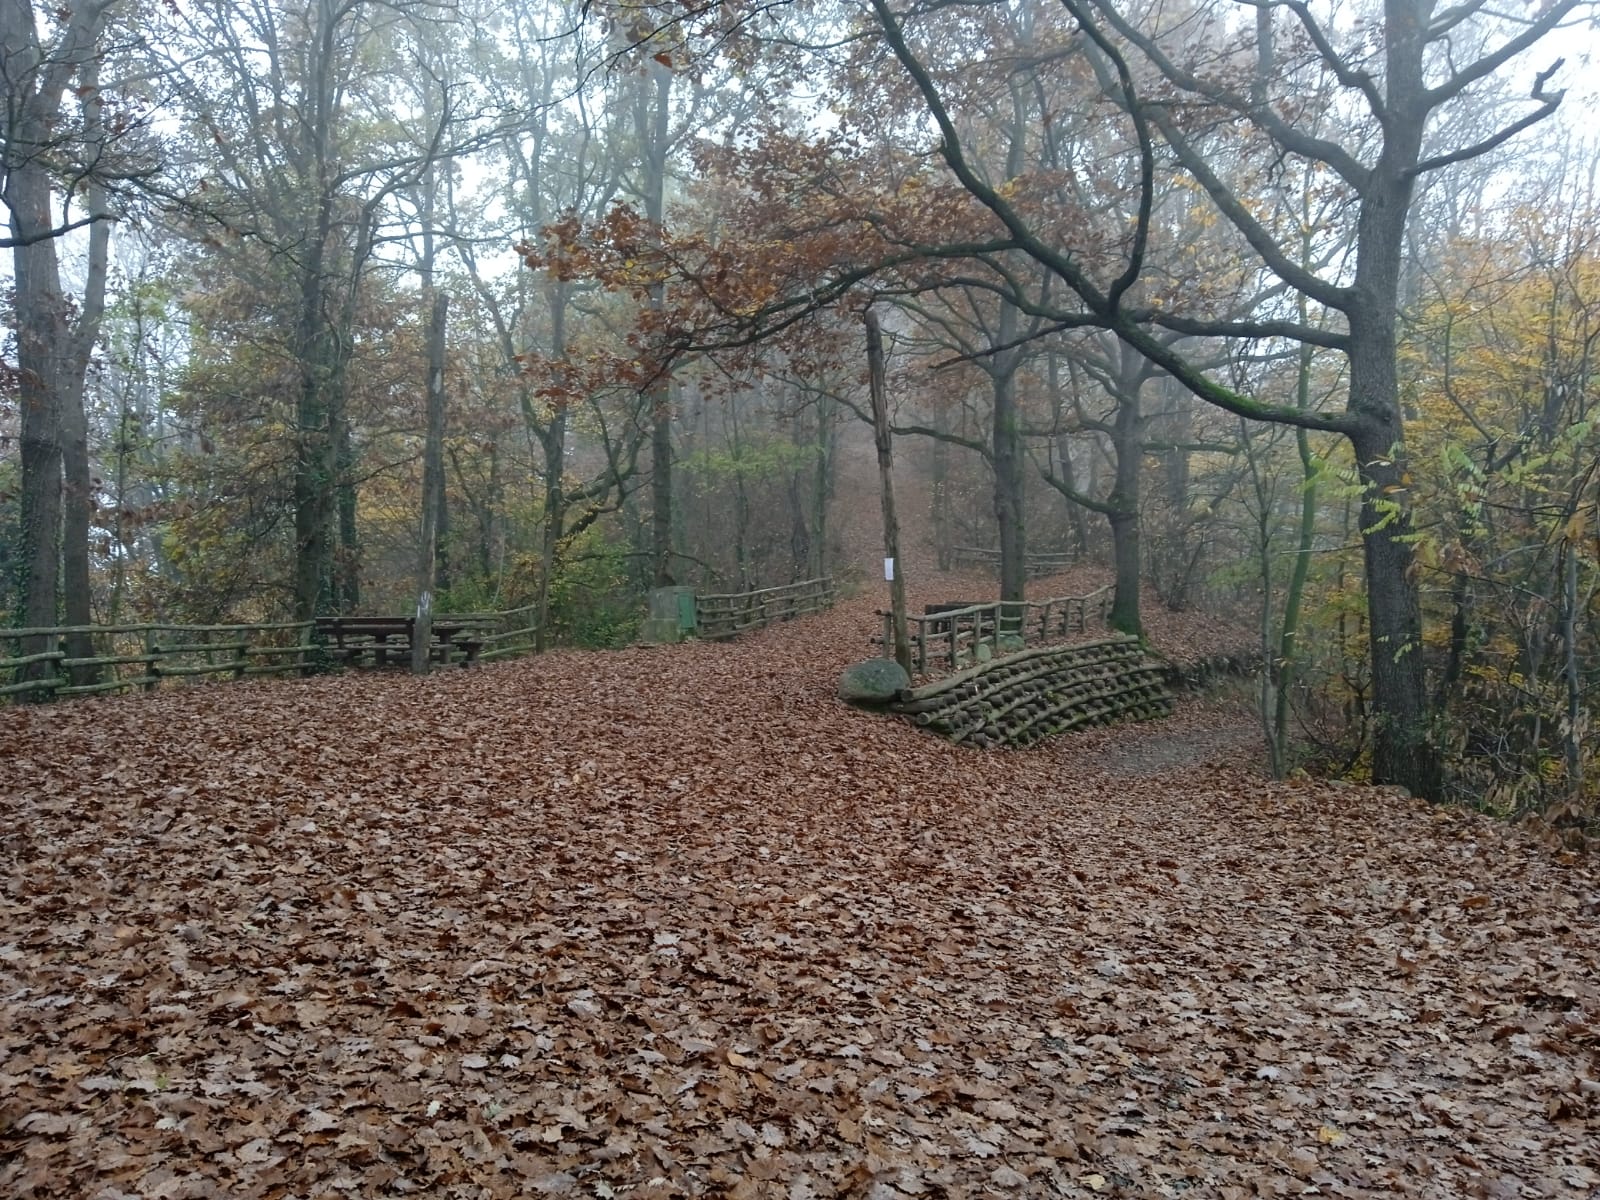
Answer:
xmin=144 ymin=628 xmax=162 ymax=691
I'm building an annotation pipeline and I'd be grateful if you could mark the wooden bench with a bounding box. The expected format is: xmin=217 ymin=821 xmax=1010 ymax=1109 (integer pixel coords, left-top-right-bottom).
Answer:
xmin=313 ymin=617 xmax=483 ymax=668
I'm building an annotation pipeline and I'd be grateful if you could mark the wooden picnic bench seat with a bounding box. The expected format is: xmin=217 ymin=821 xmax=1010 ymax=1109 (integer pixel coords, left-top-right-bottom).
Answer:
xmin=313 ymin=617 xmax=482 ymax=668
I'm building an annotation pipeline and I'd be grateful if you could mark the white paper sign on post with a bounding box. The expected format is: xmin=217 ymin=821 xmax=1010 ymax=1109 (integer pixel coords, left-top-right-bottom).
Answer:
xmin=884 ymin=557 xmax=895 ymax=581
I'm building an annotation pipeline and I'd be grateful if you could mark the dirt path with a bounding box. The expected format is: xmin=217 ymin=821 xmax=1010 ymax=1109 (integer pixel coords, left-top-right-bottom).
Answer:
xmin=2 ymin=591 xmax=1596 ymax=1199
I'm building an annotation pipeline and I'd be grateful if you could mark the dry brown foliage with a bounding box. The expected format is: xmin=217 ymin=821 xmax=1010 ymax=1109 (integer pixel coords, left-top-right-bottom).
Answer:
xmin=3 ymin=593 xmax=1597 ymax=1198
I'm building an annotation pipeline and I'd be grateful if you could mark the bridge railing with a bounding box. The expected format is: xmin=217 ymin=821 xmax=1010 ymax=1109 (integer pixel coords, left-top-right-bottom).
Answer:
xmin=949 ymin=546 xmax=1080 ymax=577
xmin=695 ymin=576 xmax=836 ymax=640
xmin=876 ymin=585 xmax=1112 ymax=676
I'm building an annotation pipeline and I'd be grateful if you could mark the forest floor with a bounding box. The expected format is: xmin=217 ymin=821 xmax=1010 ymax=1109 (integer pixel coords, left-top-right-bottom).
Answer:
xmin=2 ymin=575 xmax=1597 ymax=1199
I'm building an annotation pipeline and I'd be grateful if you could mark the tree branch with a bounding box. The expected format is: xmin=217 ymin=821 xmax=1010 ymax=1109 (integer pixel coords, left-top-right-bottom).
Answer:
xmin=1406 ymin=59 xmax=1565 ymax=178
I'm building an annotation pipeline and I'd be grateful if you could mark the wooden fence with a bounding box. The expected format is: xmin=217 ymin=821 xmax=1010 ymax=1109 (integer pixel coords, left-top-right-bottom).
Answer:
xmin=876 ymin=585 xmax=1112 ymax=676
xmin=0 ymin=621 xmax=317 ymax=702
xmin=459 ymin=605 xmax=540 ymax=662
xmin=890 ymin=636 xmax=1172 ymax=747
xmin=949 ymin=546 xmax=1079 ymax=577
xmin=695 ymin=577 xmax=836 ymax=640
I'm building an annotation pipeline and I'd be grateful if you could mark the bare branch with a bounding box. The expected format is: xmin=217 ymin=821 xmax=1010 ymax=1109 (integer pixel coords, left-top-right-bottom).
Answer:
xmin=1406 ymin=59 xmax=1565 ymax=178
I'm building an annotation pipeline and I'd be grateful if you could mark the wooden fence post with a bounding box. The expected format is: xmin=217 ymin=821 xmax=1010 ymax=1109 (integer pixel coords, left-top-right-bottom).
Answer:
xmin=144 ymin=628 xmax=161 ymax=691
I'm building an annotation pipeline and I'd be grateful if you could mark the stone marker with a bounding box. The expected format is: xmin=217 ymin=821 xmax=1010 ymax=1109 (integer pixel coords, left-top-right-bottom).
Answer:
xmin=838 ymin=658 xmax=911 ymax=705
xmin=640 ymin=586 xmax=697 ymax=644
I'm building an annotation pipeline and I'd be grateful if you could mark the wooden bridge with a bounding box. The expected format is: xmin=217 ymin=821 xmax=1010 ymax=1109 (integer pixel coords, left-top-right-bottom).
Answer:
xmin=888 ymin=636 xmax=1173 ymax=748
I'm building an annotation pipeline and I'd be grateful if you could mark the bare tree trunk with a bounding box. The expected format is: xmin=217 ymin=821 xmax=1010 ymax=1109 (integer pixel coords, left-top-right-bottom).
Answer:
xmin=867 ymin=311 xmax=910 ymax=673
xmin=730 ymin=396 xmax=751 ymax=591
xmin=812 ymin=391 xmax=832 ymax=578
xmin=1106 ymin=352 xmax=1144 ymax=637
xmin=293 ymin=197 xmax=337 ymax=622
xmin=3 ymin=3 xmax=111 ymax=686
xmin=1561 ymin=543 xmax=1581 ymax=798
xmin=412 ymin=290 xmax=448 ymax=673
xmin=534 ymin=282 xmax=568 ymax=654
xmin=991 ymin=307 xmax=1026 ymax=606
xmin=12 ymin=163 xmax=64 ymax=666
xmin=433 ymin=449 xmax=451 ymax=595
xmin=639 ymin=59 xmax=676 ymax=587
xmin=1046 ymin=354 xmax=1089 ymax=559
xmin=336 ymin=410 xmax=359 ymax=612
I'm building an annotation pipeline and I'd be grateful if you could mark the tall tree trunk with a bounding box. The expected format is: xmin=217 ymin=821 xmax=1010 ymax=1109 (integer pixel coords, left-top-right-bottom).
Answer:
xmin=867 ymin=311 xmax=909 ymax=673
xmin=730 ymin=397 xmax=751 ymax=591
xmin=293 ymin=193 xmax=337 ymax=621
xmin=1560 ymin=544 xmax=1581 ymax=799
xmin=336 ymin=409 xmax=359 ymax=612
xmin=787 ymin=403 xmax=811 ymax=580
xmin=1345 ymin=111 xmax=1441 ymax=795
xmin=4 ymin=4 xmax=110 ymax=686
xmin=812 ymin=391 xmax=832 ymax=578
xmin=991 ymin=303 xmax=1025 ymax=605
xmin=58 ymin=62 xmax=109 ymax=681
xmin=478 ymin=437 xmax=504 ymax=586
xmin=535 ymin=281 xmax=568 ymax=653
xmin=412 ymin=290 xmax=448 ymax=673
xmin=1106 ymin=351 xmax=1144 ymax=636
xmin=1269 ymin=240 xmax=1323 ymax=777
xmin=11 ymin=159 xmax=65 ymax=672
xmin=433 ymin=449 xmax=452 ymax=595
xmin=1047 ymin=354 xmax=1089 ymax=559
xmin=930 ymin=416 xmax=951 ymax=570
xmin=640 ymin=59 xmax=675 ymax=587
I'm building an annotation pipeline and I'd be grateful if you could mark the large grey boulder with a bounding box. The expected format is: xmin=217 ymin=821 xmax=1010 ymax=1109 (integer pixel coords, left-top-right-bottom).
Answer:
xmin=838 ymin=658 xmax=911 ymax=705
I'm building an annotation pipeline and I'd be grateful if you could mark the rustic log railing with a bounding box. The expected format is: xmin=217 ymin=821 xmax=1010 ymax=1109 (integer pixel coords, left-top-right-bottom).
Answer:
xmin=875 ymin=585 xmax=1112 ymax=676
xmin=695 ymin=576 xmax=836 ymax=640
xmin=3 ymin=576 xmax=844 ymax=706
xmin=949 ymin=546 xmax=1079 ymax=577
xmin=0 ymin=621 xmax=316 ymax=702
xmin=889 ymin=636 xmax=1172 ymax=747
xmin=469 ymin=604 xmax=541 ymax=662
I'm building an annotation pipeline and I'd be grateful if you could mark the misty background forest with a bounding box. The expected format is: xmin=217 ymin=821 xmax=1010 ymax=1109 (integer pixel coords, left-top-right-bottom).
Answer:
xmin=3 ymin=0 xmax=1599 ymax=816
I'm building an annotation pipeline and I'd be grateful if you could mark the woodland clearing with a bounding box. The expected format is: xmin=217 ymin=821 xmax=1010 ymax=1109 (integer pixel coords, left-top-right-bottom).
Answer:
xmin=2 ymin=582 xmax=1597 ymax=1199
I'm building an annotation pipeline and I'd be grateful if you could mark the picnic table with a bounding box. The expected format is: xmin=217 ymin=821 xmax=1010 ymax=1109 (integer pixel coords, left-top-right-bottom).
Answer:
xmin=313 ymin=616 xmax=487 ymax=668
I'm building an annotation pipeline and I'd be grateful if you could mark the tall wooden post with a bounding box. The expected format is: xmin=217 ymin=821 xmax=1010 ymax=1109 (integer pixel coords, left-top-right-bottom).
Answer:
xmin=866 ymin=310 xmax=910 ymax=673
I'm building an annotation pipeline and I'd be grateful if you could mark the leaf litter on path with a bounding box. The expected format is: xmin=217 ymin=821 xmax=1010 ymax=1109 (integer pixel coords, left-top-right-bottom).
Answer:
xmin=2 ymin=590 xmax=1597 ymax=1198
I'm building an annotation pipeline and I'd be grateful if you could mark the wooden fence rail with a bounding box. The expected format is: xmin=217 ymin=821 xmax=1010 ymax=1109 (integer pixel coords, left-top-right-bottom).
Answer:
xmin=0 ymin=621 xmax=316 ymax=701
xmin=949 ymin=546 xmax=1080 ymax=577
xmin=695 ymin=576 xmax=836 ymax=640
xmin=4 ymin=577 xmax=844 ymax=705
xmin=875 ymin=585 xmax=1112 ymax=676
xmin=468 ymin=605 xmax=542 ymax=662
